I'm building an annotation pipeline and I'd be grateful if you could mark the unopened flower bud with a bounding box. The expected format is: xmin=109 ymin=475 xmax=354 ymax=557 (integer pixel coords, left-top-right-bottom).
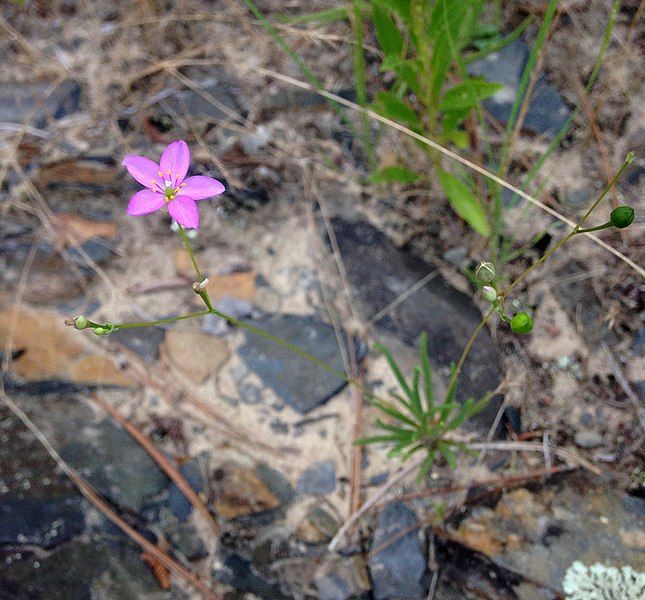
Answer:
xmin=609 ymin=206 xmax=635 ymax=229
xmin=476 ymin=261 xmax=496 ymax=283
xmin=482 ymin=286 xmax=497 ymax=302
xmin=72 ymin=315 xmax=88 ymax=330
xmin=510 ymin=312 xmax=533 ymax=334
xmin=92 ymin=327 xmax=110 ymax=336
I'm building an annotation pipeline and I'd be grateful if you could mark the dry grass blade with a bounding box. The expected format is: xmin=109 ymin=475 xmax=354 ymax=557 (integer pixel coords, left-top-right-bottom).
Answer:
xmin=89 ymin=393 xmax=221 ymax=537
xmin=250 ymin=67 xmax=644 ymax=279
xmin=0 ymin=393 xmax=221 ymax=600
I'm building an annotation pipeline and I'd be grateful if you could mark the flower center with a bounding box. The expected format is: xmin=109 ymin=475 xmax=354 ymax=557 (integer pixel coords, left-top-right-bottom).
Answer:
xmin=151 ymin=169 xmax=186 ymax=202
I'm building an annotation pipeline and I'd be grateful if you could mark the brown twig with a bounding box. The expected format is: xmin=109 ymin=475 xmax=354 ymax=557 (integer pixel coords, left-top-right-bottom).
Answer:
xmin=89 ymin=393 xmax=220 ymax=537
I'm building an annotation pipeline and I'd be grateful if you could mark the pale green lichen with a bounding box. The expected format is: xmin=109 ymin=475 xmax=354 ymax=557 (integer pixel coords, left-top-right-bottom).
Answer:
xmin=563 ymin=561 xmax=644 ymax=600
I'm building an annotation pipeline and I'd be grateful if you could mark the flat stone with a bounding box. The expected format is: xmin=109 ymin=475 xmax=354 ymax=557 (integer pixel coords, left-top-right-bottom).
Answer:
xmin=196 ymin=271 xmax=257 ymax=304
xmin=327 ymin=219 xmax=502 ymax=429
xmin=0 ymin=537 xmax=171 ymax=600
xmin=211 ymin=463 xmax=281 ymax=520
xmin=212 ymin=551 xmax=289 ymax=599
xmin=161 ymin=330 xmax=230 ymax=383
xmin=238 ymin=314 xmax=347 ymax=414
xmin=468 ymin=39 xmax=570 ymax=138
xmin=296 ymin=505 xmax=339 ymax=544
xmin=0 ymin=496 xmax=85 ymax=548
xmin=296 ymin=461 xmax=336 ymax=496
xmin=161 ymin=511 xmax=208 ymax=561
xmin=0 ymin=79 xmax=81 ymax=127
xmin=60 ymin=420 xmax=169 ymax=512
xmin=574 ymin=429 xmax=604 ymax=449
xmin=254 ymin=463 xmax=295 ymax=505
xmin=633 ymin=328 xmax=645 ymax=357
xmin=315 ymin=555 xmax=372 ymax=600
xmin=167 ymin=458 xmax=205 ymax=521
xmin=113 ymin=327 xmax=165 ymax=364
xmin=370 ymin=502 xmax=426 ymax=600
xmin=455 ymin=481 xmax=645 ymax=593
xmin=0 ymin=306 xmax=136 ymax=388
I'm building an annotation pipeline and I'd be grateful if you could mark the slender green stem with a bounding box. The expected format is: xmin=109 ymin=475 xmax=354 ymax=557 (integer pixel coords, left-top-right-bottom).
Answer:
xmin=176 ymin=224 xmax=216 ymax=313
xmin=445 ymin=307 xmax=495 ymax=402
xmin=574 ymin=222 xmax=613 ymax=234
xmin=177 ymin=224 xmax=202 ymax=281
xmin=501 ymin=154 xmax=633 ymax=298
xmin=111 ymin=311 xmax=211 ymax=331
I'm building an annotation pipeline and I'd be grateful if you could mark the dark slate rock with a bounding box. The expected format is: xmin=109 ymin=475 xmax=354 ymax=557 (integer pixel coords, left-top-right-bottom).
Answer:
xmin=239 ymin=382 xmax=262 ymax=405
xmin=369 ymin=502 xmax=426 ymax=600
xmin=328 ymin=219 xmax=502 ymax=430
xmin=0 ymin=496 xmax=85 ymax=548
xmin=113 ymin=327 xmax=165 ymax=364
xmin=60 ymin=420 xmax=169 ymax=512
xmin=162 ymin=515 xmax=208 ymax=561
xmin=633 ymin=328 xmax=645 ymax=357
xmin=238 ymin=314 xmax=347 ymax=414
xmin=315 ymin=555 xmax=371 ymax=600
xmin=0 ymin=537 xmax=170 ymax=600
xmin=0 ymin=80 xmax=81 ymax=128
xmin=212 ymin=551 xmax=289 ymax=600
xmin=255 ymin=463 xmax=296 ymax=505
xmin=468 ymin=39 xmax=570 ymax=138
xmin=168 ymin=458 xmax=205 ymax=521
xmin=297 ymin=461 xmax=336 ymax=496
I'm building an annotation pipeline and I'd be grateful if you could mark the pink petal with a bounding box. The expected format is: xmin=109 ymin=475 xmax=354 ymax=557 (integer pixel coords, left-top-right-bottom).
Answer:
xmin=122 ymin=155 xmax=161 ymax=189
xmin=179 ymin=176 xmax=225 ymax=200
xmin=168 ymin=195 xmax=199 ymax=229
xmin=126 ymin=189 xmax=166 ymax=216
xmin=159 ymin=140 xmax=190 ymax=186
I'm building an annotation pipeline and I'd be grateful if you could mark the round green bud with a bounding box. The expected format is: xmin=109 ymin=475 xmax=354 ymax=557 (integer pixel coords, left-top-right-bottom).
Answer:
xmin=510 ymin=312 xmax=533 ymax=334
xmin=482 ymin=285 xmax=497 ymax=302
xmin=609 ymin=206 xmax=635 ymax=229
xmin=92 ymin=327 xmax=110 ymax=336
xmin=73 ymin=315 xmax=89 ymax=330
xmin=475 ymin=261 xmax=496 ymax=283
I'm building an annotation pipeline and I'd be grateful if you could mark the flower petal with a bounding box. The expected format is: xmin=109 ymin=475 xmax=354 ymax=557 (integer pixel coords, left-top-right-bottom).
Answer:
xmin=180 ymin=176 xmax=225 ymax=200
xmin=122 ymin=155 xmax=161 ymax=189
xmin=126 ymin=189 xmax=166 ymax=216
xmin=159 ymin=140 xmax=190 ymax=186
xmin=168 ymin=195 xmax=199 ymax=229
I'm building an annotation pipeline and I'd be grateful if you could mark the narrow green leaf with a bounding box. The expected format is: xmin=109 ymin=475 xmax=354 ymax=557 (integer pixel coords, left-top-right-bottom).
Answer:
xmin=438 ymin=441 xmax=458 ymax=470
xmin=372 ymin=400 xmax=419 ymax=429
xmin=419 ymin=332 xmax=434 ymax=411
xmin=386 ymin=0 xmax=411 ymax=27
xmin=437 ymin=169 xmax=490 ymax=236
xmin=372 ymin=2 xmax=403 ymax=59
xmin=440 ymin=79 xmax=503 ymax=112
xmin=277 ymin=7 xmax=349 ymax=25
xmin=375 ymin=419 xmax=416 ymax=439
xmin=374 ymin=342 xmax=414 ymax=399
xmin=416 ymin=450 xmax=436 ymax=481
xmin=370 ymin=166 xmax=420 ymax=184
xmin=372 ymin=91 xmax=421 ymax=129
xmin=410 ymin=365 xmax=422 ymax=416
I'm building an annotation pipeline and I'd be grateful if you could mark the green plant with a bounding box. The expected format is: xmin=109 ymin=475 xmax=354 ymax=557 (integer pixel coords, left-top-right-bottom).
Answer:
xmin=356 ymin=332 xmax=491 ymax=479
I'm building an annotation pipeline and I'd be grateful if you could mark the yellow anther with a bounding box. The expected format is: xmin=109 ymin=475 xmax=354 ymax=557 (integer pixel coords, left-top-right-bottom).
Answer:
xmin=157 ymin=170 xmax=163 ymax=177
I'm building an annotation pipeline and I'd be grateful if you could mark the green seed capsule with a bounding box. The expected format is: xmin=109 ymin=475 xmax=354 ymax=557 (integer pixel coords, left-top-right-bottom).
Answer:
xmin=609 ymin=206 xmax=635 ymax=229
xmin=510 ymin=312 xmax=533 ymax=334
xmin=73 ymin=315 xmax=89 ymax=330
xmin=482 ymin=286 xmax=497 ymax=302
xmin=476 ymin=261 xmax=496 ymax=283
xmin=92 ymin=327 xmax=110 ymax=336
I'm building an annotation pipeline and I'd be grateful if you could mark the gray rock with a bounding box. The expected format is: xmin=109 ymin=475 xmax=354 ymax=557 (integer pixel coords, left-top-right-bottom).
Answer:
xmin=565 ymin=188 xmax=591 ymax=208
xmin=633 ymin=328 xmax=645 ymax=357
xmin=238 ymin=314 xmax=347 ymax=414
xmin=327 ymin=219 xmax=502 ymax=430
xmin=113 ymin=327 xmax=165 ymax=364
xmin=442 ymin=245 xmax=468 ymax=268
xmin=168 ymin=458 xmax=205 ymax=521
xmin=161 ymin=512 xmax=208 ymax=561
xmin=213 ymin=551 xmax=289 ymax=600
xmin=60 ymin=420 xmax=169 ymax=512
xmin=239 ymin=382 xmax=262 ymax=405
xmin=370 ymin=502 xmax=426 ymax=600
xmin=0 ymin=496 xmax=85 ymax=548
xmin=574 ymin=429 xmax=604 ymax=449
xmin=0 ymin=79 xmax=81 ymax=128
xmin=315 ymin=555 xmax=371 ymax=600
xmin=0 ymin=537 xmax=171 ymax=600
xmin=468 ymin=39 xmax=570 ymax=138
xmin=255 ymin=463 xmax=295 ymax=505
xmin=297 ymin=461 xmax=336 ymax=495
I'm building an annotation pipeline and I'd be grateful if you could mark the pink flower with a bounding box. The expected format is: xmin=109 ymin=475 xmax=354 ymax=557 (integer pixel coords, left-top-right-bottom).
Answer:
xmin=122 ymin=140 xmax=225 ymax=229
